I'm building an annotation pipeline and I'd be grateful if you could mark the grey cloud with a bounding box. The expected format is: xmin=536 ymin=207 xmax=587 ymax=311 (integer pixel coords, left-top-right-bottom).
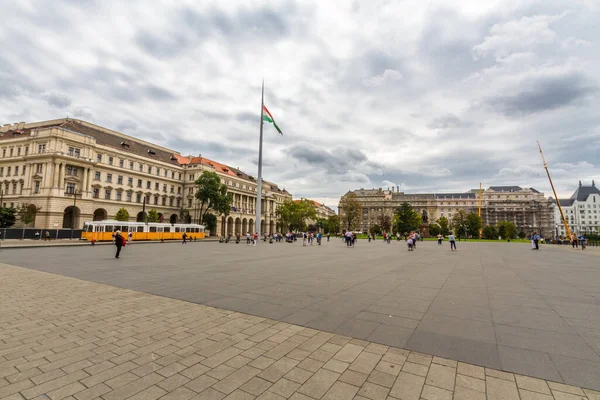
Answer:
xmin=115 ymin=119 xmax=137 ymax=132
xmin=44 ymin=93 xmax=71 ymax=109
xmin=427 ymin=114 xmax=472 ymax=130
xmin=135 ymin=31 xmax=191 ymax=58
xmin=486 ymin=71 xmax=597 ymax=117
xmin=286 ymin=142 xmax=378 ymax=175
xmin=72 ymin=107 xmax=93 ymax=120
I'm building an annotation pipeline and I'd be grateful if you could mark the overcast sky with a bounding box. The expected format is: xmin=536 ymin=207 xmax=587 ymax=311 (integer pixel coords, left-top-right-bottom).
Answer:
xmin=1 ymin=0 xmax=599 ymax=208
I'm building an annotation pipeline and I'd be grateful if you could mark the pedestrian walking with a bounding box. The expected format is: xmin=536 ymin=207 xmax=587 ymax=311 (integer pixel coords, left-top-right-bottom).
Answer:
xmin=253 ymin=232 xmax=258 ymax=246
xmin=448 ymin=233 xmax=457 ymax=251
xmin=182 ymin=232 xmax=187 ymax=244
xmin=579 ymin=234 xmax=586 ymax=250
xmin=114 ymin=230 xmax=125 ymax=258
xmin=437 ymin=234 xmax=443 ymax=245
xmin=327 ymin=233 xmax=330 ymax=242
xmin=127 ymin=231 xmax=133 ymax=245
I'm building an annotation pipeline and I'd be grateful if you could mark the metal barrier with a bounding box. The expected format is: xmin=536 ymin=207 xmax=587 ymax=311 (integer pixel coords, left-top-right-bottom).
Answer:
xmin=0 ymin=228 xmax=84 ymax=240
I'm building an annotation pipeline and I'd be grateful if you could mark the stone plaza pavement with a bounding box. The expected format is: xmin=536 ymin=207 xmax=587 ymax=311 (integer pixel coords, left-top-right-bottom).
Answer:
xmin=1 ymin=240 xmax=599 ymax=392
xmin=1 ymin=263 xmax=599 ymax=400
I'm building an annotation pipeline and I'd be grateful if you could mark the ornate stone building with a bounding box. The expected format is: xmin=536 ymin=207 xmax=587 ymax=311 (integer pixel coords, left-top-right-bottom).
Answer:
xmin=554 ymin=181 xmax=600 ymax=238
xmin=294 ymin=198 xmax=336 ymax=230
xmin=339 ymin=185 xmax=554 ymax=237
xmin=0 ymin=118 xmax=291 ymax=235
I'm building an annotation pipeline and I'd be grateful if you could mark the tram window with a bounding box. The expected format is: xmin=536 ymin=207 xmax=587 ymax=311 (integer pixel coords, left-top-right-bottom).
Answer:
xmin=120 ymin=226 xmax=128 ymax=232
xmin=175 ymin=227 xmax=180 ymax=232
xmin=149 ymin=227 xmax=157 ymax=232
xmin=137 ymin=226 xmax=144 ymax=232
xmin=105 ymin=225 xmax=113 ymax=232
xmin=158 ymin=227 xmax=163 ymax=232
xmin=164 ymin=227 xmax=170 ymax=232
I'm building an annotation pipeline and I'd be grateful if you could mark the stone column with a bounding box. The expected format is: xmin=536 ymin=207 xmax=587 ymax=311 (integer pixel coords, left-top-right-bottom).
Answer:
xmin=53 ymin=162 xmax=60 ymax=187
xmin=82 ymin=168 xmax=88 ymax=192
xmin=58 ymin=163 xmax=65 ymax=189
xmin=44 ymin=162 xmax=52 ymax=187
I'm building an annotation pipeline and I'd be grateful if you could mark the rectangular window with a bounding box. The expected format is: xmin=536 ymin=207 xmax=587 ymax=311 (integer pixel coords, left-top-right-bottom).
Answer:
xmin=129 ymin=161 xmax=134 ymax=170
xmin=137 ymin=179 xmax=142 ymax=188
xmin=10 ymin=148 xmax=14 ymax=157
xmin=116 ymin=191 xmax=122 ymax=201
xmin=107 ymin=156 xmax=113 ymax=165
xmin=177 ymin=187 xmax=181 ymax=194
xmin=105 ymin=189 xmax=111 ymax=200
xmin=177 ymin=199 xmax=181 ymax=207
xmin=163 ymin=184 xmax=167 ymax=193
xmin=156 ymin=168 xmax=160 ymax=176
xmin=66 ymin=183 xmax=75 ymax=194
xmin=178 ymin=173 xmax=182 ymax=180
xmin=154 ymin=196 xmax=158 ymax=205
xmin=36 ymin=163 xmax=43 ymax=173
xmin=93 ymin=188 xmax=100 ymax=198
xmin=136 ymin=193 xmax=142 ymax=203
xmin=139 ymin=164 xmax=143 ymax=172
xmin=189 ymin=188 xmax=193 ymax=195
xmin=128 ymin=177 xmax=133 ymax=186
xmin=1 ymin=148 xmax=5 ymax=157
xmin=169 ymin=198 xmax=174 ymax=206
xmin=15 ymin=166 xmax=18 ymax=175
xmin=162 ymin=197 xmax=166 ymax=206
xmin=126 ymin=192 xmax=132 ymax=202
xmin=106 ymin=173 xmax=112 ymax=183
xmin=146 ymin=181 xmax=151 ymax=189
xmin=94 ymin=171 xmax=101 ymax=180
xmin=164 ymin=170 xmax=168 ymax=177
xmin=188 ymin=199 xmax=192 ymax=207
xmin=155 ymin=182 xmax=159 ymax=190
xmin=148 ymin=166 xmax=152 ymax=174
xmin=145 ymin=194 xmax=151 ymax=204
xmin=117 ymin=175 xmax=123 ymax=184
xmin=34 ymin=181 xmax=40 ymax=194
xmin=17 ymin=147 xmax=21 ymax=156
xmin=96 ymin=154 xmax=102 ymax=162
xmin=66 ymin=165 xmax=78 ymax=176
xmin=119 ymin=159 xmax=124 ymax=168
xmin=7 ymin=167 xmax=11 ymax=176
xmin=170 ymin=185 xmax=174 ymax=193
xmin=25 ymin=146 xmax=29 ymax=155
xmin=22 ymin=166 xmax=26 ymax=175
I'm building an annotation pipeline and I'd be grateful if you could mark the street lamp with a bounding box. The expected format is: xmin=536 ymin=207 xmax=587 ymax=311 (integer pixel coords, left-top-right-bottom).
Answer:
xmin=65 ymin=188 xmax=81 ymax=239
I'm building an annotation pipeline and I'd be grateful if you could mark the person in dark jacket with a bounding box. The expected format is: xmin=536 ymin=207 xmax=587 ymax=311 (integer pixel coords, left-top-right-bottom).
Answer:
xmin=114 ymin=230 xmax=125 ymax=258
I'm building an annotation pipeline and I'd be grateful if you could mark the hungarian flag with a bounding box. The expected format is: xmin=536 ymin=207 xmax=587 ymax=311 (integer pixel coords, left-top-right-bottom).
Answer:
xmin=262 ymin=105 xmax=283 ymax=135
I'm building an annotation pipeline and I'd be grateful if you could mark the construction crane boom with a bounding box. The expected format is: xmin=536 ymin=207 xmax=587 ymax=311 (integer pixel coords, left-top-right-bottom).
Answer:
xmin=537 ymin=141 xmax=571 ymax=239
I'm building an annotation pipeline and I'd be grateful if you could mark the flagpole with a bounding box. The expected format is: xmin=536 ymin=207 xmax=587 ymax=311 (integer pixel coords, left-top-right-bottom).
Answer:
xmin=255 ymin=80 xmax=264 ymax=241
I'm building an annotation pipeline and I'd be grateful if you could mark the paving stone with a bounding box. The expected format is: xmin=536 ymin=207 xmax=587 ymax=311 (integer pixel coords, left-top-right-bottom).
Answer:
xmin=333 ymin=344 xmax=364 ymax=363
xmin=186 ymin=374 xmax=219 ymax=394
xmin=389 ymin=371 xmax=425 ymax=400
xmin=431 ymin=357 xmax=457 ymax=368
xmin=486 ymin=376 xmax=519 ymax=400
xmin=364 ymin=344 xmax=389 ymax=356
xmin=453 ymin=385 xmax=485 ymax=400
xmin=128 ymin=384 xmax=168 ymax=400
xmin=515 ymin=375 xmax=551 ymax=395
xmin=160 ymin=386 xmax=198 ymax=400
xmin=551 ymin=392 xmax=588 ymax=400
xmin=212 ymin=365 xmax=262 ymax=395
xmin=158 ymin=373 xmax=191 ymax=392
xmin=21 ymin=370 xmax=88 ymax=399
xmin=356 ymin=381 xmax=390 ymax=400
xmin=181 ymin=363 xmax=211 ymax=380
xmin=348 ymin=352 xmax=381 ymax=375
xmin=224 ymin=389 xmax=257 ymax=400
xmin=258 ymin=358 xmax=299 ymax=384
xmin=297 ymin=358 xmax=324 ymax=373
xmin=455 ymin=374 xmax=485 ymax=393
xmin=207 ymin=364 xmax=238 ymax=380
xmin=366 ymin=370 xmax=396 ymax=388
xmin=373 ymin=361 xmax=401 ymax=377
xmin=518 ymin=389 xmax=554 ymax=400
xmin=401 ymin=362 xmax=428 ymax=377
xmin=420 ymin=384 xmax=452 ymax=400
xmin=456 ymin=363 xmax=485 ymax=380
xmin=105 ymin=371 xmax=139 ymax=389
xmin=241 ymin=377 xmax=273 ymax=396
xmin=323 ymin=359 xmax=350 ymax=374
xmin=268 ymin=378 xmax=300 ymax=398
xmin=73 ymin=383 xmax=111 ymax=400
xmin=485 ymin=368 xmax=515 ymax=382
xmin=584 ymin=389 xmax=600 ymax=400
xmin=321 ymin=381 xmax=360 ymax=400
xmin=255 ymin=391 xmax=286 ymax=400
xmin=547 ymin=382 xmax=586 ymax=396
xmin=193 ymin=387 xmax=227 ymax=400
xmin=284 ymin=368 xmax=313 ymax=385
xmin=406 ymin=353 xmax=432 ymax=366
xmin=250 ymin=357 xmax=277 ymax=371
xmin=339 ymin=370 xmax=368 ymax=388
xmin=297 ymin=368 xmax=340 ymax=399
xmin=425 ymin=363 xmax=456 ymax=391
xmin=310 ymin=349 xmax=335 ymax=363
xmin=320 ymin=344 xmax=343 ymax=355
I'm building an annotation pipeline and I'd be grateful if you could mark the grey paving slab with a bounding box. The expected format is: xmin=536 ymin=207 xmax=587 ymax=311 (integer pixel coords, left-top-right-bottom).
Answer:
xmin=1 ymin=240 xmax=600 ymax=389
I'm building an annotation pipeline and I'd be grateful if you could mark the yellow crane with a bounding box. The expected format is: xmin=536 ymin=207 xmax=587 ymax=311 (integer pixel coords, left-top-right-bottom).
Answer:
xmin=537 ymin=141 xmax=571 ymax=239
xmin=478 ymin=182 xmax=483 ymax=238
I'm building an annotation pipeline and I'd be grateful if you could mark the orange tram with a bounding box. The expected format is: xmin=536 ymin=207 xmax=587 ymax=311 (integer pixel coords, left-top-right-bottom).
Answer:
xmin=81 ymin=220 xmax=205 ymax=242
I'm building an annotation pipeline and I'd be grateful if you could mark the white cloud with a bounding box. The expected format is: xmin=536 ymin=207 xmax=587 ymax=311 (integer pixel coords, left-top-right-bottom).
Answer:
xmin=362 ymin=69 xmax=403 ymax=87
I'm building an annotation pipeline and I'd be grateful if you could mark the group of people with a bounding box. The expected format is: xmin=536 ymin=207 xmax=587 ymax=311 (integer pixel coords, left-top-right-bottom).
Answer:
xmin=570 ymin=233 xmax=587 ymax=250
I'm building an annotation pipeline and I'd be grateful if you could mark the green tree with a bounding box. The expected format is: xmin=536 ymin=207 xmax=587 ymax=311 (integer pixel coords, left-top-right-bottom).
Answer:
xmin=114 ymin=208 xmax=130 ymax=222
xmin=0 ymin=206 xmax=17 ymax=228
xmin=18 ymin=204 xmax=41 ymax=226
xmin=518 ymin=231 xmax=527 ymax=239
xmin=497 ymin=220 xmax=517 ymax=239
xmin=465 ymin=213 xmax=483 ymax=238
xmin=202 ymin=213 xmax=217 ymax=233
xmin=324 ymin=215 xmax=341 ymax=234
xmin=451 ymin=210 xmax=468 ymax=239
xmin=379 ymin=214 xmax=392 ymax=233
xmin=428 ymin=222 xmax=441 ymax=237
xmin=276 ymin=199 xmax=317 ymax=231
xmin=146 ymin=209 xmax=160 ymax=223
xmin=482 ymin=225 xmax=498 ymax=239
xmin=436 ymin=216 xmax=451 ymax=236
xmin=195 ymin=171 xmax=232 ymax=224
xmin=369 ymin=224 xmax=382 ymax=235
xmin=393 ymin=203 xmax=422 ymax=236
xmin=339 ymin=192 xmax=362 ymax=231
xmin=316 ymin=218 xmax=326 ymax=232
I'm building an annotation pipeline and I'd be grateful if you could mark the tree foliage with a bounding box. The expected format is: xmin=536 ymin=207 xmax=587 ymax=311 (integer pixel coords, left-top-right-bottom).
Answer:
xmin=482 ymin=225 xmax=498 ymax=239
xmin=369 ymin=224 xmax=382 ymax=235
xmin=497 ymin=220 xmax=517 ymax=239
xmin=465 ymin=213 xmax=483 ymax=238
xmin=393 ymin=203 xmax=422 ymax=235
xmin=18 ymin=204 xmax=41 ymax=226
xmin=323 ymin=215 xmax=341 ymax=234
xmin=203 ymin=213 xmax=217 ymax=233
xmin=146 ymin=209 xmax=160 ymax=223
xmin=276 ymin=199 xmax=317 ymax=231
xmin=0 ymin=206 xmax=17 ymax=228
xmin=195 ymin=171 xmax=232 ymax=223
xmin=428 ymin=222 xmax=441 ymax=237
xmin=339 ymin=193 xmax=362 ymax=231
xmin=436 ymin=216 xmax=451 ymax=236
xmin=451 ymin=210 xmax=468 ymax=238
xmin=379 ymin=214 xmax=392 ymax=233
xmin=114 ymin=208 xmax=130 ymax=222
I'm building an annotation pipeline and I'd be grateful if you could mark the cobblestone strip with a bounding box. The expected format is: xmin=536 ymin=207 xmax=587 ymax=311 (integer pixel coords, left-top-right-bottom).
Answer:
xmin=0 ymin=263 xmax=598 ymax=400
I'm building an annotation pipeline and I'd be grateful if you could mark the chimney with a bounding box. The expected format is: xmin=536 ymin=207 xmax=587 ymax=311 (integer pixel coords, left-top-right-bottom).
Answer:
xmin=593 ymin=180 xmax=596 ymax=187
xmin=397 ymin=185 xmax=399 ymax=192
xmin=579 ymin=180 xmax=582 ymax=187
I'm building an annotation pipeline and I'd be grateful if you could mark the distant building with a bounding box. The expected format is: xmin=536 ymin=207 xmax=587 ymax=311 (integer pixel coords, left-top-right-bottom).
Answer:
xmin=554 ymin=181 xmax=600 ymax=238
xmin=339 ymin=185 xmax=554 ymax=237
xmin=294 ymin=198 xmax=336 ymax=230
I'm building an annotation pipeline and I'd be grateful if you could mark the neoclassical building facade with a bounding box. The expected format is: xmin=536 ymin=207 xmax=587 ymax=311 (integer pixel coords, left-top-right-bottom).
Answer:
xmin=339 ymin=185 xmax=554 ymax=237
xmin=555 ymin=181 xmax=600 ymax=238
xmin=0 ymin=118 xmax=291 ymax=235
